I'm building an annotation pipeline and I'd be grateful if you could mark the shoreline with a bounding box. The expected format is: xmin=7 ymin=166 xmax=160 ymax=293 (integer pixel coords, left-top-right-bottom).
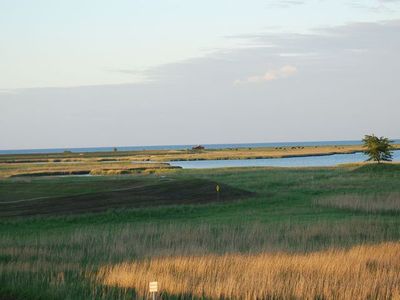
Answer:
xmin=5 ymin=139 xmax=400 ymax=155
xmin=1 ymin=144 xmax=400 ymax=162
xmin=167 ymin=150 xmax=363 ymax=161
xmin=1 ymin=144 xmax=399 ymax=177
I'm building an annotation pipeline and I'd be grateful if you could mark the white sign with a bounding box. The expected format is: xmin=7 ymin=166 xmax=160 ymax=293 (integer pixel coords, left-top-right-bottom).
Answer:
xmin=149 ymin=281 xmax=158 ymax=293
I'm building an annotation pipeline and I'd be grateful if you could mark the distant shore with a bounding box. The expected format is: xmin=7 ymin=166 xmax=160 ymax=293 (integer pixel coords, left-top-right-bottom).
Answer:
xmin=0 ymin=143 xmax=399 ymax=177
xmin=1 ymin=143 xmax=400 ymax=162
xmin=2 ymin=139 xmax=400 ymax=155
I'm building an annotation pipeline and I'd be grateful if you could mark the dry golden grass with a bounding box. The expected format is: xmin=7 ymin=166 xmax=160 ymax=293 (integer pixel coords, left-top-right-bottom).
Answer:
xmin=141 ymin=145 xmax=388 ymax=162
xmin=4 ymin=144 xmax=400 ymax=165
xmin=315 ymin=193 xmax=400 ymax=213
xmin=0 ymin=161 xmax=177 ymax=177
xmin=99 ymin=242 xmax=400 ymax=299
xmin=2 ymin=220 xmax=400 ymax=299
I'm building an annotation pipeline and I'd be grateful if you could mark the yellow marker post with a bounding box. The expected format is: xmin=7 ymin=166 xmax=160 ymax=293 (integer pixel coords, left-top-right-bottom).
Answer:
xmin=216 ymin=184 xmax=220 ymax=201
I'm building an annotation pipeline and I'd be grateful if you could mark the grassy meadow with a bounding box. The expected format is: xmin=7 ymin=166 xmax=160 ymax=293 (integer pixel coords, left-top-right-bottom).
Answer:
xmin=1 ymin=162 xmax=400 ymax=299
xmin=100 ymin=242 xmax=400 ymax=299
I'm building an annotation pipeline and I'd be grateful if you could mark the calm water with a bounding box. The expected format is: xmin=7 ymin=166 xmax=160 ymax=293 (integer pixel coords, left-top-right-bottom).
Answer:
xmin=169 ymin=150 xmax=400 ymax=169
xmin=2 ymin=140 xmax=399 ymax=155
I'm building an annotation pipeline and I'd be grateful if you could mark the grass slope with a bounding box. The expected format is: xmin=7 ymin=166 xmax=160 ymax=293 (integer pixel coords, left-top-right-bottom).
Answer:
xmin=0 ymin=178 xmax=252 ymax=217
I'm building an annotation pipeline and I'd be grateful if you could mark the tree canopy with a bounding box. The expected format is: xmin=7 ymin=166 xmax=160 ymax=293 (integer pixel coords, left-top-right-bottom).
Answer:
xmin=362 ymin=134 xmax=394 ymax=163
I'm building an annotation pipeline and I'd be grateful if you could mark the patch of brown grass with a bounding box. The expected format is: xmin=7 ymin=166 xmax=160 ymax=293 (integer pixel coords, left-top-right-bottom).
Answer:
xmin=99 ymin=242 xmax=400 ymax=299
xmin=0 ymin=161 xmax=177 ymax=177
xmin=315 ymin=193 xmax=400 ymax=213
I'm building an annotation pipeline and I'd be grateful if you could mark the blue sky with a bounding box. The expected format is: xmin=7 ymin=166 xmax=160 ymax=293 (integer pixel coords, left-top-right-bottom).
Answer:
xmin=1 ymin=0 xmax=400 ymax=149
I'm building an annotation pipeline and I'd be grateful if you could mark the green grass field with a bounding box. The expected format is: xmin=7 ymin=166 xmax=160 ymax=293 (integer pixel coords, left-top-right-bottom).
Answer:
xmin=1 ymin=164 xmax=400 ymax=299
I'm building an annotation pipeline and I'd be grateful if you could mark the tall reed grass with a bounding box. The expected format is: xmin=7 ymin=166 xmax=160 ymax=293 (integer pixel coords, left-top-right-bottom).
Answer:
xmin=99 ymin=242 xmax=400 ymax=299
xmin=2 ymin=220 xmax=400 ymax=298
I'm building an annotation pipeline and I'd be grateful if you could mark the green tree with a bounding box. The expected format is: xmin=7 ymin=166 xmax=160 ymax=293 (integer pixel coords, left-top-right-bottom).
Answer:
xmin=362 ymin=134 xmax=394 ymax=163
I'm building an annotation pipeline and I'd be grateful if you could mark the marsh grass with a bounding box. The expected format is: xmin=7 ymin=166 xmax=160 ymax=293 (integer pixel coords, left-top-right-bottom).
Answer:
xmin=0 ymin=161 xmax=176 ymax=178
xmin=2 ymin=220 xmax=400 ymax=299
xmin=315 ymin=193 xmax=400 ymax=213
xmin=100 ymin=242 xmax=400 ymax=299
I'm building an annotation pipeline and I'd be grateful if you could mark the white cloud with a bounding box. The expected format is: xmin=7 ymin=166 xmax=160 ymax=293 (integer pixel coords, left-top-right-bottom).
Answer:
xmin=234 ymin=65 xmax=297 ymax=85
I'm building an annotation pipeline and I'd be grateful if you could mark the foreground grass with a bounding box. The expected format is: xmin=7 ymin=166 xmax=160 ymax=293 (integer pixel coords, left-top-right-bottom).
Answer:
xmin=100 ymin=242 xmax=400 ymax=299
xmin=1 ymin=165 xmax=400 ymax=299
xmin=2 ymin=219 xmax=400 ymax=299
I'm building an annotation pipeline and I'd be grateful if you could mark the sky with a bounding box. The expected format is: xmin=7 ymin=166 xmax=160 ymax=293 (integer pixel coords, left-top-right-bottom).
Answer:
xmin=1 ymin=0 xmax=400 ymax=149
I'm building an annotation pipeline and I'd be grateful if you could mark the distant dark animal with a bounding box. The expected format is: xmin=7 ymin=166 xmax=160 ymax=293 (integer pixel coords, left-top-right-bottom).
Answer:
xmin=192 ymin=145 xmax=205 ymax=150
